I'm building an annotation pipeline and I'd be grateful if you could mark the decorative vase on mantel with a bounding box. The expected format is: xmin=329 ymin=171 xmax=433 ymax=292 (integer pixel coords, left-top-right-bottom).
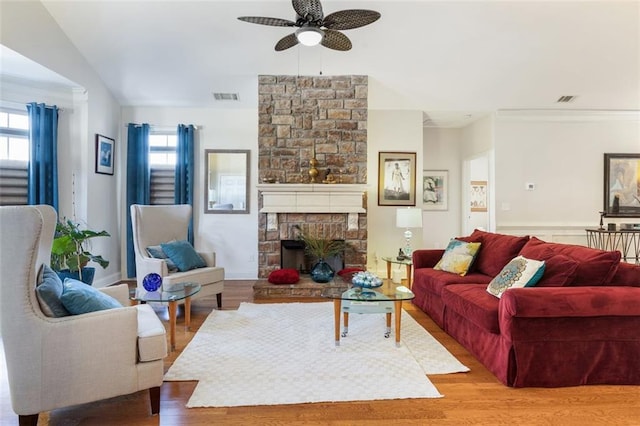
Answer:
xmin=310 ymin=259 xmax=335 ymax=283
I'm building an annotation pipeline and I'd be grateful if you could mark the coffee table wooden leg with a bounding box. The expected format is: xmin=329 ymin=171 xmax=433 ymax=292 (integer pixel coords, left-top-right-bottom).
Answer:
xmin=394 ymin=300 xmax=402 ymax=347
xmin=333 ymin=299 xmax=341 ymax=346
xmin=385 ymin=312 xmax=392 ymax=338
xmin=406 ymin=264 xmax=412 ymax=288
xmin=386 ymin=260 xmax=392 ymax=280
xmin=184 ymin=296 xmax=192 ymax=330
xmin=168 ymin=300 xmax=177 ymax=351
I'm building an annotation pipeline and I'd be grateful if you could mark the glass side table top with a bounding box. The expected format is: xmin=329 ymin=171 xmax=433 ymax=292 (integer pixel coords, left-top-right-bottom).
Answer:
xmin=321 ymin=280 xmax=415 ymax=302
xmin=131 ymin=282 xmax=201 ymax=303
xmin=382 ymin=256 xmax=412 ymax=266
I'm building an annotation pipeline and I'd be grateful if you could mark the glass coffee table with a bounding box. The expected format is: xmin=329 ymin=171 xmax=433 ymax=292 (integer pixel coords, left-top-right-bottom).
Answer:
xmin=322 ymin=280 xmax=415 ymax=347
xmin=131 ymin=283 xmax=201 ymax=351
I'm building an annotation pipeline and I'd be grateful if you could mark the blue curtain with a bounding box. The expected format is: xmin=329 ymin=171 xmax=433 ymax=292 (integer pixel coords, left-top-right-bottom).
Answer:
xmin=26 ymin=102 xmax=58 ymax=211
xmin=126 ymin=123 xmax=150 ymax=278
xmin=176 ymin=124 xmax=195 ymax=244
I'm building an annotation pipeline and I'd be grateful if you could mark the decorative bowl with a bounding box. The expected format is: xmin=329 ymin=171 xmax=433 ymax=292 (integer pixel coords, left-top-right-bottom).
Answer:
xmin=142 ymin=273 xmax=162 ymax=292
xmin=351 ymin=271 xmax=383 ymax=288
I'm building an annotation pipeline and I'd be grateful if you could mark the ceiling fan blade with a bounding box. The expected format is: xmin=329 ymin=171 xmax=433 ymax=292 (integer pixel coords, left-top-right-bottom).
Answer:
xmin=292 ymin=0 xmax=324 ymax=22
xmin=275 ymin=33 xmax=300 ymax=51
xmin=321 ymin=30 xmax=352 ymax=51
xmin=323 ymin=10 xmax=381 ymax=30
xmin=238 ymin=16 xmax=296 ymax=27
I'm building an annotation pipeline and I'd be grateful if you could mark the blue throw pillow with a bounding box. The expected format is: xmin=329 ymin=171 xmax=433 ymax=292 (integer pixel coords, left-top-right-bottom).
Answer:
xmin=146 ymin=245 xmax=178 ymax=272
xmin=36 ymin=264 xmax=70 ymax=317
xmin=60 ymin=278 xmax=123 ymax=315
xmin=161 ymin=240 xmax=207 ymax=272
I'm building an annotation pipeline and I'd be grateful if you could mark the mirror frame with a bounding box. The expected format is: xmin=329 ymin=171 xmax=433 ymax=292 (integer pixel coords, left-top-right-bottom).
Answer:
xmin=204 ymin=149 xmax=250 ymax=214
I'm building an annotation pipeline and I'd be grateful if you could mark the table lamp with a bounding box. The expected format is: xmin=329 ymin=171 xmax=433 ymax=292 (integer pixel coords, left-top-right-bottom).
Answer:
xmin=396 ymin=207 xmax=423 ymax=258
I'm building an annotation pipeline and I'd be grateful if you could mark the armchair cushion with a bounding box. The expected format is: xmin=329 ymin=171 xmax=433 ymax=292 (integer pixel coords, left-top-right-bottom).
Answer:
xmin=36 ymin=264 xmax=70 ymax=317
xmin=146 ymin=245 xmax=178 ymax=272
xmin=61 ymin=278 xmax=123 ymax=315
xmin=161 ymin=240 xmax=207 ymax=272
xmin=135 ymin=304 xmax=168 ymax=362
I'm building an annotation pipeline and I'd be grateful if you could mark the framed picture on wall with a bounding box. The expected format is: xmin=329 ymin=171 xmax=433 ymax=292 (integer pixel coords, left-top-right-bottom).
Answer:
xmin=378 ymin=151 xmax=416 ymax=206
xmin=604 ymin=153 xmax=640 ymax=217
xmin=422 ymin=170 xmax=448 ymax=210
xmin=95 ymin=134 xmax=115 ymax=175
xmin=470 ymin=180 xmax=488 ymax=212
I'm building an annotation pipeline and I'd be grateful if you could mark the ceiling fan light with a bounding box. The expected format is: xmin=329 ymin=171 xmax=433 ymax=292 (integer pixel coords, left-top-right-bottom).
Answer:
xmin=295 ymin=27 xmax=323 ymax=46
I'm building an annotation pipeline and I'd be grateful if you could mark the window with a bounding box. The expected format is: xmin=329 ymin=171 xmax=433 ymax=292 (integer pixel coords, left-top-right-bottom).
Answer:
xmin=0 ymin=109 xmax=29 ymax=205
xmin=149 ymin=132 xmax=176 ymax=205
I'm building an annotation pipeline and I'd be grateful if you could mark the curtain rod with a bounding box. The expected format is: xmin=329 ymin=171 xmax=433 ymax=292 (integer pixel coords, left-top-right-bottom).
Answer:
xmin=123 ymin=124 xmax=202 ymax=130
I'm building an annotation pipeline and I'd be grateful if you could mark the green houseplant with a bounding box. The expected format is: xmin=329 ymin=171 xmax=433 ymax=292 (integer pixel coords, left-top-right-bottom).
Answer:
xmin=294 ymin=225 xmax=348 ymax=283
xmin=50 ymin=219 xmax=110 ymax=285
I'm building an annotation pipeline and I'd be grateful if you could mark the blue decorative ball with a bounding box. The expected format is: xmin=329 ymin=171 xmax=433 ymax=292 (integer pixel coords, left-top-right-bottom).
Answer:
xmin=143 ymin=273 xmax=162 ymax=292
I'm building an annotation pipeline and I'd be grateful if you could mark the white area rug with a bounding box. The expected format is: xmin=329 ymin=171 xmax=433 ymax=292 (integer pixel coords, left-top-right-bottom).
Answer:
xmin=164 ymin=302 xmax=469 ymax=407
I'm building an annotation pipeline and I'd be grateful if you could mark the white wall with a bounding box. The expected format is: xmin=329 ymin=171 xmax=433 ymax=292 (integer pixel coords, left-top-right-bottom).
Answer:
xmin=422 ymin=127 xmax=462 ymax=248
xmin=367 ymin=110 xmax=424 ymax=277
xmin=1 ymin=1 xmax=122 ymax=287
xmin=122 ymin=107 xmax=259 ymax=279
xmin=494 ymin=111 xmax=640 ymax=243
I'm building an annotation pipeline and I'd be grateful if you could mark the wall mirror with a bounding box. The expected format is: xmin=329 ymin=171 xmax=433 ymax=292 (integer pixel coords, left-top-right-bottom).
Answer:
xmin=204 ymin=149 xmax=250 ymax=214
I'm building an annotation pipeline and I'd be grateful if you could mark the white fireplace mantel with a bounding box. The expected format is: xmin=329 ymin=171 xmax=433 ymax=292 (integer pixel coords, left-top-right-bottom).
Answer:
xmin=257 ymin=184 xmax=367 ymax=231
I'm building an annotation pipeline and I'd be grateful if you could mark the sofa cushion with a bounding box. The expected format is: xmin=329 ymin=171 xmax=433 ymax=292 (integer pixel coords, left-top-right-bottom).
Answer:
xmin=161 ymin=240 xmax=207 ymax=272
xmin=486 ymin=256 xmax=545 ymax=298
xmin=442 ymin=284 xmax=500 ymax=334
xmin=146 ymin=245 xmax=178 ymax=272
xmin=35 ymin=264 xmax=71 ymax=317
xmin=459 ymin=229 xmax=529 ymax=277
xmin=519 ymin=237 xmax=620 ymax=286
xmin=434 ymin=239 xmax=481 ymax=276
xmin=608 ymin=262 xmax=640 ymax=287
xmin=413 ymin=268 xmax=493 ymax=296
xmin=517 ymin=246 xmax=579 ymax=287
xmin=61 ymin=278 xmax=123 ymax=315
xmin=268 ymin=268 xmax=300 ymax=284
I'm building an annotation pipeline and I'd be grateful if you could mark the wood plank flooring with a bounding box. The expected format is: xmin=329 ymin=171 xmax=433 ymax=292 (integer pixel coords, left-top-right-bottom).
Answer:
xmin=2 ymin=280 xmax=639 ymax=425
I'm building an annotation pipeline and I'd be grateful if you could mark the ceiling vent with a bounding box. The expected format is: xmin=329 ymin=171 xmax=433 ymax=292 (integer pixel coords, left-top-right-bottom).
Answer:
xmin=213 ymin=92 xmax=240 ymax=101
xmin=556 ymin=95 xmax=577 ymax=103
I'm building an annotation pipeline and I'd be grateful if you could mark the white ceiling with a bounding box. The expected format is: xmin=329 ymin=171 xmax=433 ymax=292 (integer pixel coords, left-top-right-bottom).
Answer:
xmin=5 ymin=1 xmax=640 ymax=127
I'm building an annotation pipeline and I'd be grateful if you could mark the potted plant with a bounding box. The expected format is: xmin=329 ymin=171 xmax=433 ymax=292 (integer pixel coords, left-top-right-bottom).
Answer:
xmin=294 ymin=225 xmax=348 ymax=283
xmin=50 ymin=219 xmax=110 ymax=285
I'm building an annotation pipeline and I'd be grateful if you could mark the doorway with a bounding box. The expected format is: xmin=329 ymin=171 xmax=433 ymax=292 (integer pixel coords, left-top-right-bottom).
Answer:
xmin=462 ymin=151 xmax=494 ymax=235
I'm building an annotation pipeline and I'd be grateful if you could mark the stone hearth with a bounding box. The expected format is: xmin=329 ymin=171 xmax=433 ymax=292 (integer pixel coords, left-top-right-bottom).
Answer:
xmin=253 ymin=276 xmax=347 ymax=299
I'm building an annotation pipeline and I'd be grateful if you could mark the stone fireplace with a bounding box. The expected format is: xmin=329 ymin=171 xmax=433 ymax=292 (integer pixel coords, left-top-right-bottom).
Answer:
xmin=257 ymin=75 xmax=368 ymax=279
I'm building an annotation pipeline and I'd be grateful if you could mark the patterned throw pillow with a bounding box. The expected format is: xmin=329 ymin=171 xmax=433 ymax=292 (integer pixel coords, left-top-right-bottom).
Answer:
xmin=486 ymin=255 xmax=546 ymax=298
xmin=434 ymin=239 xmax=482 ymax=276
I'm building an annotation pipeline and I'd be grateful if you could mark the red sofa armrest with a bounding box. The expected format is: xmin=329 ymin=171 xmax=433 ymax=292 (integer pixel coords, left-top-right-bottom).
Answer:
xmin=412 ymin=249 xmax=445 ymax=269
xmin=499 ymin=286 xmax=640 ymax=341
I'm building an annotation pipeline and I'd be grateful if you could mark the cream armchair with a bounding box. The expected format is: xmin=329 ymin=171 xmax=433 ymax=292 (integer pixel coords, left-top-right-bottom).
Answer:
xmin=0 ymin=205 xmax=167 ymax=426
xmin=130 ymin=204 xmax=224 ymax=307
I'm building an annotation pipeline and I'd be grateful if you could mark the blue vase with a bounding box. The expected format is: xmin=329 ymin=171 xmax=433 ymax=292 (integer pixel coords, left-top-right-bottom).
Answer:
xmin=310 ymin=259 xmax=335 ymax=283
xmin=143 ymin=273 xmax=163 ymax=292
xmin=55 ymin=267 xmax=95 ymax=285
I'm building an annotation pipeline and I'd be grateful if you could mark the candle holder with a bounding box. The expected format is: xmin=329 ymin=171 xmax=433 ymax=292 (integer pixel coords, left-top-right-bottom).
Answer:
xmin=309 ymin=158 xmax=319 ymax=183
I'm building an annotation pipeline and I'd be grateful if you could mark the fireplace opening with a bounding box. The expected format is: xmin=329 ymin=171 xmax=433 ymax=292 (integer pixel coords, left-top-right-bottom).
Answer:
xmin=280 ymin=239 xmax=345 ymax=274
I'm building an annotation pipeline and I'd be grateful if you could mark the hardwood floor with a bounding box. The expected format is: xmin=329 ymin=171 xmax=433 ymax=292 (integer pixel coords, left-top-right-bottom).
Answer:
xmin=2 ymin=280 xmax=639 ymax=425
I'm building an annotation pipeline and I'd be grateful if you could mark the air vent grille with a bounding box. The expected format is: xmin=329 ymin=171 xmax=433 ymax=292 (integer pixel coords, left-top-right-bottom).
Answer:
xmin=213 ymin=92 xmax=240 ymax=101
xmin=556 ymin=95 xmax=577 ymax=103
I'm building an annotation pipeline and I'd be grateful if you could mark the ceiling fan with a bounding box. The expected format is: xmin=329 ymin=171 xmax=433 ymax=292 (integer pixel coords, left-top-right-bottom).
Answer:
xmin=238 ymin=0 xmax=381 ymax=51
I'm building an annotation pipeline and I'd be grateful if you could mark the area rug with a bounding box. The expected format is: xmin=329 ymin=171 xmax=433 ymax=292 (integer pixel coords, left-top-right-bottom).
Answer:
xmin=164 ymin=302 xmax=469 ymax=407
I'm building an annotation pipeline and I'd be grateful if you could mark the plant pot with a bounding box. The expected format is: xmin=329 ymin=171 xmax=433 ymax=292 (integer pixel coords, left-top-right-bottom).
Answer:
xmin=55 ymin=267 xmax=95 ymax=285
xmin=310 ymin=259 xmax=335 ymax=283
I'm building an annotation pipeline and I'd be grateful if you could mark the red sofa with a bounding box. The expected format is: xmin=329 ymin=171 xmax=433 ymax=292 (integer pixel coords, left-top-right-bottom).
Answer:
xmin=411 ymin=229 xmax=640 ymax=387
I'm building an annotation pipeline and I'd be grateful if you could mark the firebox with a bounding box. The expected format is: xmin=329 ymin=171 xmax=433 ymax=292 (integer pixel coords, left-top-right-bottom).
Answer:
xmin=280 ymin=239 xmax=345 ymax=274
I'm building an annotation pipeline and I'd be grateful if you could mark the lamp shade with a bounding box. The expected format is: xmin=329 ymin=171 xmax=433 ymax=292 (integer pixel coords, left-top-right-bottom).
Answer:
xmin=396 ymin=208 xmax=423 ymax=229
xmin=296 ymin=27 xmax=323 ymax=46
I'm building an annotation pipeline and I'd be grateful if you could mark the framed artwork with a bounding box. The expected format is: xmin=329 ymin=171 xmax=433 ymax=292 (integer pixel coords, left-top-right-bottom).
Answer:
xmin=378 ymin=151 xmax=416 ymax=206
xmin=604 ymin=153 xmax=640 ymax=217
xmin=95 ymin=134 xmax=115 ymax=175
xmin=470 ymin=180 xmax=488 ymax=212
xmin=422 ymin=170 xmax=448 ymax=210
